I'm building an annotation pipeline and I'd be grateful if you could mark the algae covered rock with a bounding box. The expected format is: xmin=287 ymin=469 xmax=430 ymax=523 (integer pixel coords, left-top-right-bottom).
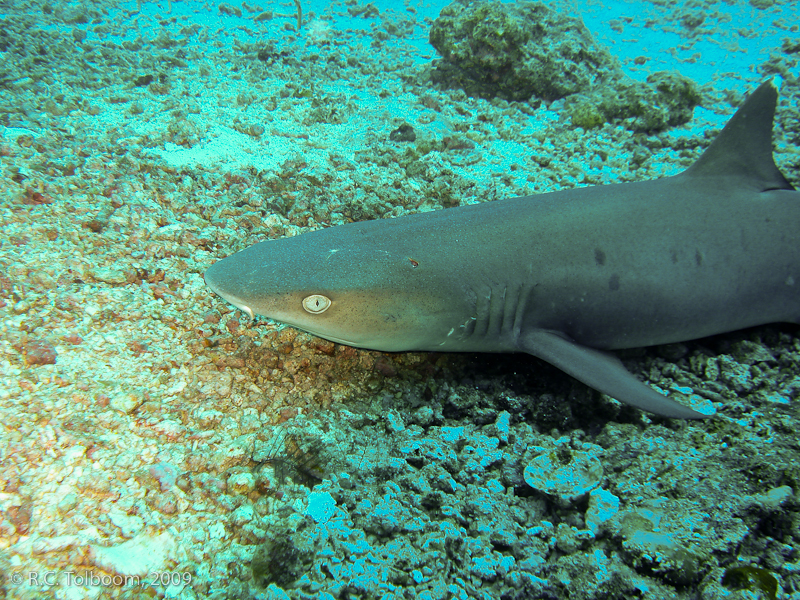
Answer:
xmin=565 ymin=71 xmax=701 ymax=132
xmin=429 ymin=0 xmax=617 ymax=101
xmin=611 ymin=502 xmax=709 ymax=587
xmin=523 ymin=440 xmax=604 ymax=500
xmin=429 ymin=1 xmax=700 ymax=132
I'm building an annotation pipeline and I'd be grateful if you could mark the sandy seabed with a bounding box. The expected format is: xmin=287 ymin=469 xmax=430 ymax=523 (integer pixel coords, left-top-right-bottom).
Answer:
xmin=1 ymin=0 xmax=800 ymax=598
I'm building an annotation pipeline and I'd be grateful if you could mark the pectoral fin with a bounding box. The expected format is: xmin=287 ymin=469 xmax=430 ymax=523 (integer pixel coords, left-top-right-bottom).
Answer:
xmin=520 ymin=330 xmax=707 ymax=419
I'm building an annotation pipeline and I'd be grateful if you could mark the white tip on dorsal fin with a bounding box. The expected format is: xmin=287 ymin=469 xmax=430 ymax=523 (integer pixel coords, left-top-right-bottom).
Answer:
xmin=683 ymin=78 xmax=795 ymax=192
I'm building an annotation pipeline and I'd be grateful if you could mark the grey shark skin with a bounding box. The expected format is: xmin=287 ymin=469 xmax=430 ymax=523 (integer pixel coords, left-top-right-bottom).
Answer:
xmin=205 ymin=79 xmax=798 ymax=419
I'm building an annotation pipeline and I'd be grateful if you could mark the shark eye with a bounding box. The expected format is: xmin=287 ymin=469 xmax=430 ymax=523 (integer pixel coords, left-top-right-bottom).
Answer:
xmin=302 ymin=294 xmax=331 ymax=314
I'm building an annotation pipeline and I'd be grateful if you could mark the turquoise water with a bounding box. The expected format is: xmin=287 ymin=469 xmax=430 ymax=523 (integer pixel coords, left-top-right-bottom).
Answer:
xmin=0 ymin=0 xmax=799 ymax=598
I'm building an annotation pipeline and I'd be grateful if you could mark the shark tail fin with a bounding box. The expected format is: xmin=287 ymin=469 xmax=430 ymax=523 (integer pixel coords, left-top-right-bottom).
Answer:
xmin=684 ymin=78 xmax=795 ymax=192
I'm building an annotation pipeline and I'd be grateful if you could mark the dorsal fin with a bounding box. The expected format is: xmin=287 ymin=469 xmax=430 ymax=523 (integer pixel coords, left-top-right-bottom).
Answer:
xmin=683 ymin=78 xmax=794 ymax=191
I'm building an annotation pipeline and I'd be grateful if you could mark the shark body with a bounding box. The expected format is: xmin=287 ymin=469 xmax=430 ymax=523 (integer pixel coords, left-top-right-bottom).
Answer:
xmin=205 ymin=80 xmax=798 ymax=419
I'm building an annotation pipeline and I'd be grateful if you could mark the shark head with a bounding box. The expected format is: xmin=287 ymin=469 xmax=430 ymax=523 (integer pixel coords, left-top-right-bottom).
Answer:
xmin=204 ymin=220 xmax=469 ymax=352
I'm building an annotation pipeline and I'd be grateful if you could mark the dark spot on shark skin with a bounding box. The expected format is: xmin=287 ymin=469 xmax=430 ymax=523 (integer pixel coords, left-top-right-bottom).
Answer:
xmin=594 ymin=248 xmax=606 ymax=266
xmin=671 ymin=250 xmax=679 ymax=264
xmin=609 ymin=274 xmax=620 ymax=291
xmin=695 ymin=249 xmax=703 ymax=267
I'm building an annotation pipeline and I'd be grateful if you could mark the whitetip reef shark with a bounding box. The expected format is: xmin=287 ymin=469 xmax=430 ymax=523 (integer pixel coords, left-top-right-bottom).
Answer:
xmin=205 ymin=78 xmax=798 ymax=419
